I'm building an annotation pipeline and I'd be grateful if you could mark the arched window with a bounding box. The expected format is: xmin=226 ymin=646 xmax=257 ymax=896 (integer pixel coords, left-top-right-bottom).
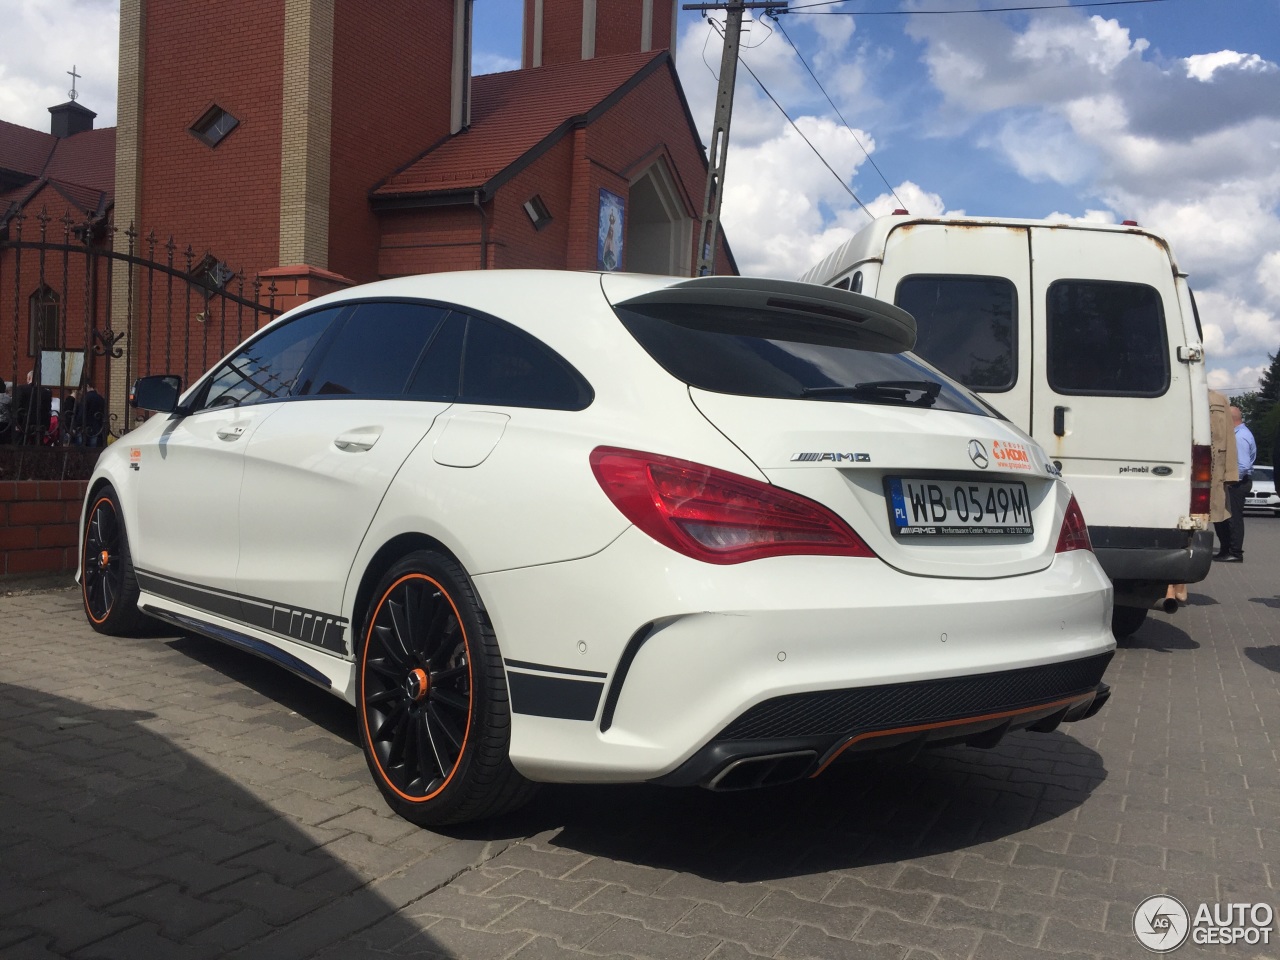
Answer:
xmin=28 ymin=285 xmax=60 ymax=355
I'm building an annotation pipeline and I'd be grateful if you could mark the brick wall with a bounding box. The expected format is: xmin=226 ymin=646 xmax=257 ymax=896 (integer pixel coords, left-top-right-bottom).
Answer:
xmin=139 ymin=0 xmax=288 ymax=280
xmin=0 ymin=481 xmax=87 ymax=576
xmin=328 ymin=1 xmax=455 ymax=284
xmin=594 ymin=1 xmax=644 ymax=59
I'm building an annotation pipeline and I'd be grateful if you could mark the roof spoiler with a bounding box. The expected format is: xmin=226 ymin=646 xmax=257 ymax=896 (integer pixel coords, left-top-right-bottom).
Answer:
xmin=611 ymin=276 xmax=916 ymax=354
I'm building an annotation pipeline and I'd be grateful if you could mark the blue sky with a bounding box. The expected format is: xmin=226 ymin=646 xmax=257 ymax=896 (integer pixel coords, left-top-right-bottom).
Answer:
xmin=2 ymin=0 xmax=1277 ymax=391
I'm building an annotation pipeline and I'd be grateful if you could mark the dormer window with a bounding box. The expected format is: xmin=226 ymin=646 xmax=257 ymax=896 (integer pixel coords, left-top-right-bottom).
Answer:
xmin=190 ymin=104 xmax=239 ymax=148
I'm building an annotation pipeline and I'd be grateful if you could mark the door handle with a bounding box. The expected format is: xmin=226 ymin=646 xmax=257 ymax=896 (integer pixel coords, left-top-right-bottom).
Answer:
xmin=216 ymin=424 xmax=246 ymax=441
xmin=1053 ymin=406 xmax=1067 ymax=437
xmin=334 ymin=431 xmax=378 ymax=452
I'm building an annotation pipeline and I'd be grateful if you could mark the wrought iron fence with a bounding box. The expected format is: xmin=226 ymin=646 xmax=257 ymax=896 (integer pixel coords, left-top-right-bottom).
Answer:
xmin=0 ymin=208 xmax=282 ymax=448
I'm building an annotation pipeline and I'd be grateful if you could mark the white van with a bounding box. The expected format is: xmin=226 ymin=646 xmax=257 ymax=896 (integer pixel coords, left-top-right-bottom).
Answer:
xmin=801 ymin=215 xmax=1213 ymax=637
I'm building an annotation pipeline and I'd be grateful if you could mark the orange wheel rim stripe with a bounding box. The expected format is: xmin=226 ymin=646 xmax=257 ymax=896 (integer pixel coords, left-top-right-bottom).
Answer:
xmin=361 ymin=573 xmax=473 ymax=803
xmin=83 ymin=496 xmax=115 ymax=625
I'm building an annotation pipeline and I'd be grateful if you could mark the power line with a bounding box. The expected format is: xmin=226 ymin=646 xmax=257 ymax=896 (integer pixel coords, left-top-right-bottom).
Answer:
xmin=709 ymin=19 xmax=875 ymax=218
xmin=787 ymin=0 xmax=1169 ymax=14
xmin=769 ymin=14 xmax=906 ymax=209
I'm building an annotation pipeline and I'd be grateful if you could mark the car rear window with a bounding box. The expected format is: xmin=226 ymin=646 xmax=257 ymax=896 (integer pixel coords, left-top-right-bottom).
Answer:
xmin=614 ymin=302 xmax=995 ymax=416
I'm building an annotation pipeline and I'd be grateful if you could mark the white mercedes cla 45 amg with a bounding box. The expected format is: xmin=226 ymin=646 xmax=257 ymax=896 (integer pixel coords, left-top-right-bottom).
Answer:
xmin=79 ymin=271 xmax=1114 ymax=825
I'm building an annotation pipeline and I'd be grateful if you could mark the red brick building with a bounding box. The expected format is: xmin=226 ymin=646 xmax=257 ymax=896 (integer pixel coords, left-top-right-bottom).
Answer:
xmin=2 ymin=0 xmax=734 ymax=433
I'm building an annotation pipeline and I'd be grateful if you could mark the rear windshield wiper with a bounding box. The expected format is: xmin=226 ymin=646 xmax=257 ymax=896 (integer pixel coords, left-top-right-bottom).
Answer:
xmin=801 ymin=380 xmax=942 ymax=407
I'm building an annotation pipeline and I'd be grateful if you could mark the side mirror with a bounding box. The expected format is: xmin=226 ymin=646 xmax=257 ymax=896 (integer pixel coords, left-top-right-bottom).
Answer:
xmin=131 ymin=375 xmax=184 ymax=413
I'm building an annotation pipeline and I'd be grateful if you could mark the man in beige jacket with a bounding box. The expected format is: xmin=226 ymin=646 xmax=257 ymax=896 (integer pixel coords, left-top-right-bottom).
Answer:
xmin=1169 ymin=389 xmax=1235 ymax=602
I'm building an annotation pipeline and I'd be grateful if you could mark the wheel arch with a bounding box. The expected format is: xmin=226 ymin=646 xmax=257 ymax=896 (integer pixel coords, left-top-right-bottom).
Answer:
xmin=349 ymin=532 xmax=475 ymax=653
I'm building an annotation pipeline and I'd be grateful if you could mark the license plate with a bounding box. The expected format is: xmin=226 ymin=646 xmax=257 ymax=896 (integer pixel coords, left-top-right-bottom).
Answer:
xmin=889 ymin=477 xmax=1032 ymax=537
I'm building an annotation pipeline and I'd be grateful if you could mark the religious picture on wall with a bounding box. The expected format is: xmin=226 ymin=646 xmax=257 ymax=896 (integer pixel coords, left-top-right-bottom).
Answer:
xmin=597 ymin=189 xmax=625 ymax=271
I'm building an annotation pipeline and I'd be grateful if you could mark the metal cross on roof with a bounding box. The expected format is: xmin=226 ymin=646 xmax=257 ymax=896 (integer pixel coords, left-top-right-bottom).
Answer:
xmin=67 ymin=65 xmax=81 ymax=101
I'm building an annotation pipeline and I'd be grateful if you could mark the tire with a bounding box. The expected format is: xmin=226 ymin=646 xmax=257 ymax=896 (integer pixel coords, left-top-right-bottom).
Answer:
xmin=357 ymin=550 xmax=535 ymax=826
xmin=1111 ymin=605 xmax=1148 ymax=640
xmin=81 ymin=485 xmax=150 ymax=636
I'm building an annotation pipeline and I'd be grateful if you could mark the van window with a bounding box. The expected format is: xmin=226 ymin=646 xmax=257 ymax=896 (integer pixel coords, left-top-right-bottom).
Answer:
xmin=894 ymin=275 xmax=1017 ymax=392
xmin=1047 ymin=280 xmax=1169 ymax=396
xmin=830 ymin=272 xmax=863 ymax=293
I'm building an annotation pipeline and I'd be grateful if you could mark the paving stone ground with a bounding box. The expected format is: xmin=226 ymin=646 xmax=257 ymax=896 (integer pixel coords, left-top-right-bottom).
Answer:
xmin=1 ymin=520 xmax=1278 ymax=959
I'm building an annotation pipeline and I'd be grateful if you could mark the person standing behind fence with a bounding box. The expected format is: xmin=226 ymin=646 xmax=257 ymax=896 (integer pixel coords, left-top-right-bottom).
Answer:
xmin=0 ymin=378 xmax=11 ymax=444
xmin=1215 ymin=405 xmax=1255 ymax=562
xmin=79 ymin=381 xmax=106 ymax=447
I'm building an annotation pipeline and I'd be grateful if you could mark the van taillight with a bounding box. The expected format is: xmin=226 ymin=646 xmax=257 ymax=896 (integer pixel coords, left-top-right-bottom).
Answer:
xmin=590 ymin=447 xmax=876 ymax=563
xmin=1191 ymin=444 xmax=1211 ymax=515
xmin=1055 ymin=495 xmax=1092 ymax=553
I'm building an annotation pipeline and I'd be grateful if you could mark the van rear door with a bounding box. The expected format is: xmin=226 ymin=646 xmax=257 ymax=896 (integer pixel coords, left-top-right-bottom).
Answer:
xmin=1027 ymin=226 xmax=1188 ymax=530
xmin=876 ymin=222 xmax=1032 ymax=433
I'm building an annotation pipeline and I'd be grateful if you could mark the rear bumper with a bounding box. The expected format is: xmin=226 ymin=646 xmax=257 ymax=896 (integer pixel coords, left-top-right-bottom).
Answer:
xmin=656 ymin=656 xmax=1113 ymax=789
xmin=1091 ymin=526 xmax=1213 ymax=586
xmin=477 ymin=526 xmax=1114 ymax=785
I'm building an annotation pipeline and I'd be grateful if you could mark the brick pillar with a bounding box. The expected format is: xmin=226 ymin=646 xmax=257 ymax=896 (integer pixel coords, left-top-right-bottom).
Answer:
xmin=110 ymin=0 xmax=145 ymax=438
xmin=279 ymin=0 xmax=334 ymax=270
xmin=566 ymin=127 xmax=592 ymax=270
xmin=258 ymin=264 xmax=353 ymax=320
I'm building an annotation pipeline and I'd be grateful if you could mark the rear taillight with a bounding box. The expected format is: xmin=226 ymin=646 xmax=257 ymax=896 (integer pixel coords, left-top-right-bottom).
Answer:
xmin=1190 ymin=444 xmax=1211 ymax=515
xmin=589 ymin=446 xmax=875 ymax=564
xmin=1055 ymin=495 xmax=1092 ymax=553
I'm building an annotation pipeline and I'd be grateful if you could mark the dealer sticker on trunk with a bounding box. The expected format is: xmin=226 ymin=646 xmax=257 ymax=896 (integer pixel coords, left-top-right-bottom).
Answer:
xmin=889 ymin=477 xmax=1032 ymax=537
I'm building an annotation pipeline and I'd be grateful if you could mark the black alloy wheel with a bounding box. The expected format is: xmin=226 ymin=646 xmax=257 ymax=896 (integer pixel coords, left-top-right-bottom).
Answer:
xmin=82 ymin=486 xmax=147 ymax=635
xmin=358 ymin=551 xmax=533 ymax=825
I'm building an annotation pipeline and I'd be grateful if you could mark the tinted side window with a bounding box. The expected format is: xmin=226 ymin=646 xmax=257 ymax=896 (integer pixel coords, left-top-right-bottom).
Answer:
xmin=459 ymin=316 xmax=592 ymax=410
xmin=406 ymin=312 xmax=465 ymax=400
xmin=301 ymin=301 xmax=448 ymax=397
xmin=200 ymin=307 xmax=339 ymax=409
xmin=895 ymin=275 xmax=1016 ymax=392
xmin=1047 ymin=280 xmax=1169 ymax=396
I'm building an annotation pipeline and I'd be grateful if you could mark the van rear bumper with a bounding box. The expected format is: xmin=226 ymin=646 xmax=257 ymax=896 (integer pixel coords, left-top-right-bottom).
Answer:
xmin=1090 ymin=526 xmax=1213 ymax=585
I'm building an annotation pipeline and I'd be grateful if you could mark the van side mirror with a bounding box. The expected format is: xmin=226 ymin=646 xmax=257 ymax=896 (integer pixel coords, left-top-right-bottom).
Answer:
xmin=131 ymin=375 xmax=184 ymax=413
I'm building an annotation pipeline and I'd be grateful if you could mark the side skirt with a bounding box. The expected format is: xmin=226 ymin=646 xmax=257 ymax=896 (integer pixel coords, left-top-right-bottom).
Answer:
xmin=143 ymin=605 xmax=334 ymax=691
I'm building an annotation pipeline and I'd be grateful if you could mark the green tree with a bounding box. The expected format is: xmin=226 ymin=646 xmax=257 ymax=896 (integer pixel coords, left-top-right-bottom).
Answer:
xmin=1229 ymin=390 xmax=1280 ymax=465
xmin=1258 ymin=351 xmax=1280 ymax=402
xmin=1229 ymin=390 xmax=1267 ymax=426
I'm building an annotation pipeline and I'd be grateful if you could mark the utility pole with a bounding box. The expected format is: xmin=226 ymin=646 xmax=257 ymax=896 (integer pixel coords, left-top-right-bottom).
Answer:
xmin=685 ymin=0 xmax=783 ymax=276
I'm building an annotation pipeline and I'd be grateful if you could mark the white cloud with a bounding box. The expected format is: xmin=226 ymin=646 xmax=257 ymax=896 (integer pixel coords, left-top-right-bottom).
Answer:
xmin=1044 ymin=209 xmax=1116 ymax=224
xmin=866 ymin=181 xmax=949 ymax=219
xmin=0 ymin=0 xmax=119 ymax=130
xmin=902 ymin=7 xmax=1280 ymax=392
xmin=995 ymin=111 xmax=1097 ymax=184
xmin=1192 ymin=289 xmax=1280 ymax=381
xmin=1207 ymin=364 xmax=1268 ymax=395
xmin=473 ymin=52 xmax=520 ymax=76
xmin=1185 ymin=50 xmax=1273 ymax=82
xmin=719 ymin=114 xmax=879 ymax=278
xmin=1258 ymin=251 xmax=1280 ymax=305
xmin=1012 ymin=14 xmax=1148 ymax=76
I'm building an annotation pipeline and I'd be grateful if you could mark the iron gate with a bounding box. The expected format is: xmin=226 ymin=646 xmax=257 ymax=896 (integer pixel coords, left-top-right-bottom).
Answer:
xmin=1 ymin=208 xmax=282 ymax=445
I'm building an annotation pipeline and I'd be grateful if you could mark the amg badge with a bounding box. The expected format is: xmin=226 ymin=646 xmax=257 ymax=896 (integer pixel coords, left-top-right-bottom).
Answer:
xmin=791 ymin=452 xmax=871 ymax=463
